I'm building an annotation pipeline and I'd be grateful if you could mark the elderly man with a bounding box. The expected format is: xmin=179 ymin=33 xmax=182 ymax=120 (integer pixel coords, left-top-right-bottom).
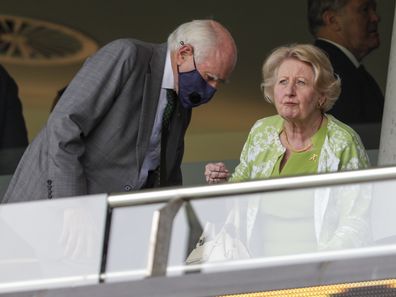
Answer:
xmin=308 ymin=0 xmax=384 ymax=127
xmin=3 ymin=19 xmax=237 ymax=203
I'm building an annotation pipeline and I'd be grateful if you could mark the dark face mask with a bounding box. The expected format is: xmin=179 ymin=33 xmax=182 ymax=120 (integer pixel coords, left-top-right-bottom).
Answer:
xmin=177 ymin=57 xmax=216 ymax=109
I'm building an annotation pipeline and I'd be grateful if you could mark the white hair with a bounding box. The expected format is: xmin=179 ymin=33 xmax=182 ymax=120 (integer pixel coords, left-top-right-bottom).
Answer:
xmin=167 ymin=20 xmax=219 ymax=64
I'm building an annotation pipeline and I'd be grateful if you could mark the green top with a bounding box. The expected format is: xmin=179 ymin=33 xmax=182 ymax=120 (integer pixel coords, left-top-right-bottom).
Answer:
xmin=230 ymin=114 xmax=369 ymax=183
xmin=256 ymin=119 xmax=329 ymax=256
xmin=228 ymin=115 xmax=371 ymax=253
xmin=271 ymin=117 xmax=328 ymax=177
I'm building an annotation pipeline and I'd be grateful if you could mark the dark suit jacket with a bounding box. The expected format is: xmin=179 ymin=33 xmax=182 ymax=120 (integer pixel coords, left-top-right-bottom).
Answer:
xmin=0 ymin=65 xmax=28 ymax=149
xmin=0 ymin=65 xmax=28 ymax=176
xmin=315 ymin=39 xmax=384 ymax=124
xmin=3 ymin=39 xmax=191 ymax=203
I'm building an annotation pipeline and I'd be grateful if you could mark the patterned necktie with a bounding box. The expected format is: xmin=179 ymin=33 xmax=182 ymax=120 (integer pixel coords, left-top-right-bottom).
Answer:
xmin=158 ymin=89 xmax=177 ymax=186
xmin=162 ymin=89 xmax=177 ymax=132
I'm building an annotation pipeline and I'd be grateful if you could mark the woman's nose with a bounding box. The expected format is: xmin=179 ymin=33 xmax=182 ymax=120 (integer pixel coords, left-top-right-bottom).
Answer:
xmin=285 ymin=82 xmax=296 ymax=95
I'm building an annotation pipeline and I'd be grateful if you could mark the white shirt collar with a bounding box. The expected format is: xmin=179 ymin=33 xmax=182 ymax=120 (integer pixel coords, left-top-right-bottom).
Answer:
xmin=161 ymin=50 xmax=175 ymax=89
xmin=318 ymin=38 xmax=360 ymax=68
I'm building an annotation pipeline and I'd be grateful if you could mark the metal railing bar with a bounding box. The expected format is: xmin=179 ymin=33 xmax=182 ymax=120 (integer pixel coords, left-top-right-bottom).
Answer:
xmin=108 ymin=166 xmax=396 ymax=208
xmin=100 ymin=244 xmax=396 ymax=281
xmin=99 ymin=205 xmax=113 ymax=283
xmin=146 ymin=198 xmax=184 ymax=277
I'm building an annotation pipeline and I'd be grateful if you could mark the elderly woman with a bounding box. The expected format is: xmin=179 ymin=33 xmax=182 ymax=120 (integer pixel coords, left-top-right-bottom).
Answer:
xmin=201 ymin=44 xmax=371 ymax=258
xmin=206 ymin=44 xmax=369 ymax=183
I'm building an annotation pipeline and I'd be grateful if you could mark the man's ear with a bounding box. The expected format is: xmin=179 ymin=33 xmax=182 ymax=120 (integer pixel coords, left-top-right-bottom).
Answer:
xmin=322 ymin=10 xmax=342 ymax=31
xmin=175 ymin=44 xmax=194 ymax=65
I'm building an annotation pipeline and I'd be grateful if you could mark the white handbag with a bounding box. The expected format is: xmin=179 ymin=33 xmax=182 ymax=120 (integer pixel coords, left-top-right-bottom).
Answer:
xmin=185 ymin=203 xmax=250 ymax=265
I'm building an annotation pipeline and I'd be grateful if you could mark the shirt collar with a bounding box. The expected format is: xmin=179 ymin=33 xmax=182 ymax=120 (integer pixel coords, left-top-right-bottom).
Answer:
xmin=161 ymin=49 xmax=175 ymax=89
xmin=318 ymin=38 xmax=360 ymax=68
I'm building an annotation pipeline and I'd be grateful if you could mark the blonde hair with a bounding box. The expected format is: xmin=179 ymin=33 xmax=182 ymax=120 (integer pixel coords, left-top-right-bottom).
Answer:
xmin=260 ymin=44 xmax=341 ymax=112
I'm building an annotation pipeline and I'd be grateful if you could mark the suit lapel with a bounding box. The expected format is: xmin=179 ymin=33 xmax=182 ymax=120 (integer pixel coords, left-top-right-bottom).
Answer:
xmin=165 ymin=100 xmax=192 ymax=177
xmin=315 ymin=40 xmax=356 ymax=71
xmin=136 ymin=43 xmax=167 ymax=169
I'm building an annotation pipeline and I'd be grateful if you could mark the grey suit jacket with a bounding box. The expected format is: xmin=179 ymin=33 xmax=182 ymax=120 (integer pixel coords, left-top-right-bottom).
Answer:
xmin=3 ymin=39 xmax=191 ymax=203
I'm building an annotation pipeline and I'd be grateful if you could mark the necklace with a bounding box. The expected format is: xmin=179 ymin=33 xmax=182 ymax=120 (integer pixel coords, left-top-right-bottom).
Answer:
xmin=282 ymin=114 xmax=324 ymax=153
xmin=282 ymin=130 xmax=313 ymax=153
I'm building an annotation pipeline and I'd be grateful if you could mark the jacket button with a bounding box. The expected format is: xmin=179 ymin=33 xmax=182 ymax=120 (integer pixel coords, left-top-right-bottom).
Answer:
xmin=124 ymin=185 xmax=132 ymax=191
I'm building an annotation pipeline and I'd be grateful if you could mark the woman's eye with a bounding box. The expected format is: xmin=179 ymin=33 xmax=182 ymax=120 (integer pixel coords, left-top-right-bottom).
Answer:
xmin=296 ymin=80 xmax=306 ymax=86
xmin=279 ymin=79 xmax=287 ymax=85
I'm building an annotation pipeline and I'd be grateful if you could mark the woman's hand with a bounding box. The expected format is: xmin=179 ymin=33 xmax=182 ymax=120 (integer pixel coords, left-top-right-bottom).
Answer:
xmin=205 ymin=162 xmax=230 ymax=184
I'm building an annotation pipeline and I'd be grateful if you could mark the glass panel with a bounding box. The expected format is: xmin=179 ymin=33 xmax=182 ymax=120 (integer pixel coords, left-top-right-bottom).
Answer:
xmin=101 ymin=177 xmax=396 ymax=281
xmin=170 ymin=197 xmax=235 ymax=268
xmin=172 ymin=179 xmax=396 ymax=273
xmin=105 ymin=198 xmax=241 ymax=281
xmin=0 ymin=194 xmax=107 ymax=293
xmin=105 ymin=203 xmax=166 ymax=282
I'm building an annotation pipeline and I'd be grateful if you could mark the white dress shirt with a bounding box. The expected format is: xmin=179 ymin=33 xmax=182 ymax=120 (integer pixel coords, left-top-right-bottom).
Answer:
xmin=317 ymin=38 xmax=360 ymax=68
xmin=137 ymin=50 xmax=175 ymax=187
